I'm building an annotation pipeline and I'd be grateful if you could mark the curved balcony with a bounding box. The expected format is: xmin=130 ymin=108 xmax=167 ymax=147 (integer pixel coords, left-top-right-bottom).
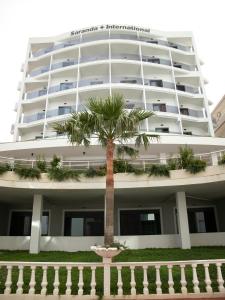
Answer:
xmin=29 ymin=54 xmax=196 ymax=78
xmin=25 ymin=78 xmax=201 ymax=101
xmin=32 ymin=34 xmax=191 ymax=58
xmin=22 ymin=106 xmax=76 ymax=124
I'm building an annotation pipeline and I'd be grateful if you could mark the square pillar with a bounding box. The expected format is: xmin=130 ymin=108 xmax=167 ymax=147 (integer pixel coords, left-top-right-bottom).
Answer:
xmin=176 ymin=191 xmax=191 ymax=249
xmin=211 ymin=152 xmax=218 ymax=166
xmin=30 ymin=194 xmax=43 ymax=254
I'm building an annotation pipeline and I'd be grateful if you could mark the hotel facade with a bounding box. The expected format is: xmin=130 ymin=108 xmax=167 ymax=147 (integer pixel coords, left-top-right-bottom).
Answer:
xmin=1 ymin=25 xmax=225 ymax=253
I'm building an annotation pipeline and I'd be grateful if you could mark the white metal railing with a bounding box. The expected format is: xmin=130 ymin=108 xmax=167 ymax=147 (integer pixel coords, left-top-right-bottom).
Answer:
xmin=0 ymin=149 xmax=224 ymax=171
xmin=0 ymin=259 xmax=224 ymax=297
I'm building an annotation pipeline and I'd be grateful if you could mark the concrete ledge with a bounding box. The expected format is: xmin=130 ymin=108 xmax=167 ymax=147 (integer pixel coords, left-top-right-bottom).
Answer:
xmin=0 ymin=165 xmax=225 ymax=190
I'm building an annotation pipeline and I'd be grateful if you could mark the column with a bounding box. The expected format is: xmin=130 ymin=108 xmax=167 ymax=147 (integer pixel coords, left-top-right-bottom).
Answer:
xmin=211 ymin=152 xmax=218 ymax=166
xmin=159 ymin=153 xmax=167 ymax=164
xmin=176 ymin=191 xmax=191 ymax=249
xmin=30 ymin=194 xmax=43 ymax=254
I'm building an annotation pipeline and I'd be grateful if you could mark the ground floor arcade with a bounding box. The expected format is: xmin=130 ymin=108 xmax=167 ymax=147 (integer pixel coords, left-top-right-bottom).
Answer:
xmin=0 ymin=186 xmax=225 ymax=253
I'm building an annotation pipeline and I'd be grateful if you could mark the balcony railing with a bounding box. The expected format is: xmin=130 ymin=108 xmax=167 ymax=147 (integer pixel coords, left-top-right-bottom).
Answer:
xmin=25 ymin=79 xmax=201 ymax=100
xmin=147 ymin=103 xmax=179 ymax=114
xmin=22 ymin=106 xmax=76 ymax=123
xmin=32 ymin=34 xmax=191 ymax=58
xmin=0 ymin=259 xmax=224 ymax=297
xmin=29 ymin=54 xmax=196 ymax=78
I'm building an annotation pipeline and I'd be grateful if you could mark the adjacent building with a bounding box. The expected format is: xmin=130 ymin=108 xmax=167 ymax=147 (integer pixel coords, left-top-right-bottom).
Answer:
xmin=0 ymin=25 xmax=225 ymax=253
xmin=212 ymin=95 xmax=225 ymax=137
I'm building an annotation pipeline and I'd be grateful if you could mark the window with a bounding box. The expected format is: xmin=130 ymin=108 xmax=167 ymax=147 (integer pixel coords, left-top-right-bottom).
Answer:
xmin=155 ymin=127 xmax=169 ymax=133
xmin=180 ymin=108 xmax=189 ymax=115
xmin=175 ymin=207 xmax=217 ymax=234
xmin=120 ymin=79 xmax=137 ymax=84
xmin=60 ymin=82 xmax=74 ymax=90
xmin=176 ymin=84 xmax=186 ymax=92
xmin=64 ymin=211 xmax=104 ymax=236
xmin=9 ymin=211 xmax=49 ymax=236
xmin=188 ymin=207 xmax=217 ymax=233
xmin=153 ymin=103 xmax=166 ymax=112
xmin=183 ymin=131 xmax=192 ymax=135
xmin=58 ymin=106 xmax=72 ymax=115
xmin=150 ymin=80 xmax=163 ymax=87
xmin=120 ymin=209 xmax=161 ymax=235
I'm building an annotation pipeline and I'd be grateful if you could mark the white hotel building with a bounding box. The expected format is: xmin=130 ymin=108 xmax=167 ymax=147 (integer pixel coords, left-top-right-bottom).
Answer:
xmin=0 ymin=25 xmax=225 ymax=253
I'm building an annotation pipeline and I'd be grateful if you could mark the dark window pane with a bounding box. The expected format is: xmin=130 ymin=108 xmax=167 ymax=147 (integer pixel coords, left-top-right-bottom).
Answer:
xmin=120 ymin=209 xmax=161 ymax=235
xmin=187 ymin=207 xmax=217 ymax=233
xmin=64 ymin=211 xmax=104 ymax=236
xmin=10 ymin=211 xmax=49 ymax=236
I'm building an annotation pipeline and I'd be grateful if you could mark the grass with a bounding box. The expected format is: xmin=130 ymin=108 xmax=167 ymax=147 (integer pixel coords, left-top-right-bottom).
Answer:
xmin=0 ymin=247 xmax=224 ymax=296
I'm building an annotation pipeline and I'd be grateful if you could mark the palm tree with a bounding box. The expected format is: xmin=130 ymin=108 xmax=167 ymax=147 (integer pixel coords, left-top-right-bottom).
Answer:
xmin=53 ymin=94 xmax=156 ymax=246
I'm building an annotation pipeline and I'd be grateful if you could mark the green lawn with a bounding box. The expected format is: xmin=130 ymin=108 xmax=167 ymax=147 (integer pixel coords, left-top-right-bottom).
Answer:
xmin=0 ymin=247 xmax=224 ymax=296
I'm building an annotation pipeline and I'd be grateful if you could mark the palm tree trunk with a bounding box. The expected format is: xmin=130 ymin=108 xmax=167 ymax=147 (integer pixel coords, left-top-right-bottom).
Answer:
xmin=104 ymin=138 xmax=114 ymax=246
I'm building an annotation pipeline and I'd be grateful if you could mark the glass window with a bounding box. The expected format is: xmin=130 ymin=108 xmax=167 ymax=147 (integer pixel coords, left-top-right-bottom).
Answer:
xmin=64 ymin=211 xmax=104 ymax=236
xmin=9 ymin=211 xmax=49 ymax=236
xmin=120 ymin=209 xmax=161 ymax=235
xmin=187 ymin=207 xmax=217 ymax=233
xmin=155 ymin=127 xmax=169 ymax=133
xmin=153 ymin=103 xmax=166 ymax=112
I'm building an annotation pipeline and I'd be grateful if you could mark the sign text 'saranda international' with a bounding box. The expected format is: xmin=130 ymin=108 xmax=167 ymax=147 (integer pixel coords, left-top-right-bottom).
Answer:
xmin=71 ymin=25 xmax=150 ymax=36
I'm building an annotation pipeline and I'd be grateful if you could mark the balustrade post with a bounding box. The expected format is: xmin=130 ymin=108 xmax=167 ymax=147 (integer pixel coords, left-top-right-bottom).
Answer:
xmin=192 ymin=264 xmax=200 ymax=294
xmin=90 ymin=266 xmax=96 ymax=296
xmin=29 ymin=265 xmax=36 ymax=294
xmin=41 ymin=265 xmax=48 ymax=295
xmin=53 ymin=266 xmax=59 ymax=295
xmin=180 ymin=264 xmax=187 ymax=294
xmin=168 ymin=265 xmax=175 ymax=294
xmin=204 ymin=263 xmax=212 ymax=293
xmin=16 ymin=265 xmax=24 ymax=295
xmin=4 ymin=265 xmax=12 ymax=295
xmin=66 ymin=266 xmax=72 ymax=295
xmin=117 ymin=266 xmax=123 ymax=296
xmin=78 ymin=266 xmax=84 ymax=296
xmin=103 ymin=257 xmax=111 ymax=297
xmin=143 ymin=265 xmax=149 ymax=295
xmin=130 ymin=266 xmax=136 ymax=295
xmin=155 ymin=265 xmax=162 ymax=294
xmin=216 ymin=263 xmax=225 ymax=293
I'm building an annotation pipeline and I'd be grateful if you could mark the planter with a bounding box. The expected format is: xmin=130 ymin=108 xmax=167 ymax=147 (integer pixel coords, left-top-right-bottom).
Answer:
xmin=91 ymin=246 xmax=121 ymax=259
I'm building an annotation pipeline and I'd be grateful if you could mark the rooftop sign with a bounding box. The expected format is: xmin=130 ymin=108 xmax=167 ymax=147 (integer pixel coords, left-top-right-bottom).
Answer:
xmin=71 ymin=25 xmax=150 ymax=36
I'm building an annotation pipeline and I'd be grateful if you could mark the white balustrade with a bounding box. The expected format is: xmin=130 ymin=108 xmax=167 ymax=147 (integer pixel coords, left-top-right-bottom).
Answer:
xmin=16 ymin=265 xmax=24 ymax=295
xmin=130 ymin=266 xmax=136 ymax=295
xmin=0 ymin=259 xmax=224 ymax=298
xmin=117 ymin=266 xmax=123 ymax=296
xmin=167 ymin=264 xmax=174 ymax=294
xmin=180 ymin=264 xmax=187 ymax=294
xmin=155 ymin=265 xmax=162 ymax=294
xmin=192 ymin=263 xmax=200 ymax=294
xmin=53 ymin=266 xmax=60 ymax=295
xmin=78 ymin=266 xmax=84 ymax=296
xmin=41 ymin=265 xmax=48 ymax=295
xmin=28 ymin=265 xmax=36 ymax=295
xmin=66 ymin=266 xmax=72 ymax=295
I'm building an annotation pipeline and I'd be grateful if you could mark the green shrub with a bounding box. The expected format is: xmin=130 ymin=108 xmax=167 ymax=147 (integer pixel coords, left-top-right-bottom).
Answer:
xmin=36 ymin=157 xmax=47 ymax=172
xmin=50 ymin=155 xmax=61 ymax=168
xmin=84 ymin=167 xmax=106 ymax=177
xmin=167 ymin=158 xmax=180 ymax=170
xmin=14 ymin=166 xmax=41 ymax=179
xmin=186 ymin=158 xmax=206 ymax=174
xmin=133 ymin=168 xmax=145 ymax=175
xmin=147 ymin=164 xmax=170 ymax=177
xmin=0 ymin=163 xmax=11 ymax=175
xmin=113 ymin=160 xmax=135 ymax=173
xmin=178 ymin=146 xmax=194 ymax=169
xmin=218 ymin=154 xmax=225 ymax=165
xmin=47 ymin=167 xmax=80 ymax=181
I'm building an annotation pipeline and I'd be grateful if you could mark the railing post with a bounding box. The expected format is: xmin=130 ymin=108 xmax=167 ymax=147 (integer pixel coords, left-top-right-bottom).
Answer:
xmin=211 ymin=152 xmax=219 ymax=166
xmin=103 ymin=257 xmax=111 ymax=297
